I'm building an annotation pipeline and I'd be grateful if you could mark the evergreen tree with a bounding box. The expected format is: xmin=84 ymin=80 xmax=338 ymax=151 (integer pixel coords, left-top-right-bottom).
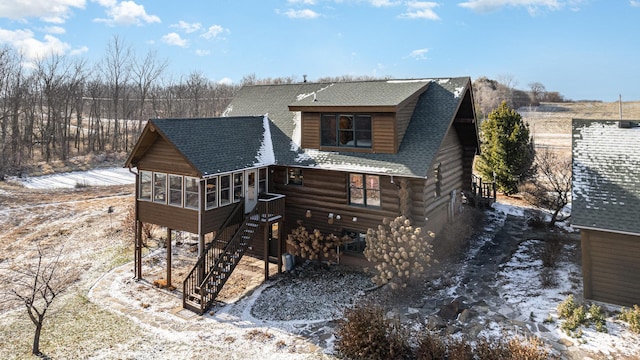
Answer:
xmin=476 ymin=101 xmax=535 ymax=195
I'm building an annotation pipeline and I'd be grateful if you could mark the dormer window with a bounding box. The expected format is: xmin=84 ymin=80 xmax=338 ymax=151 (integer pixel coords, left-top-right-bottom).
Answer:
xmin=321 ymin=114 xmax=372 ymax=148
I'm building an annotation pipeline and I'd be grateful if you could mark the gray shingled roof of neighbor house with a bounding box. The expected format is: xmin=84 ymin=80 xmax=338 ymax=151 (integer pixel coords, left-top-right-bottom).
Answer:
xmin=572 ymin=119 xmax=640 ymax=235
xmin=150 ymin=116 xmax=272 ymax=176
xmin=224 ymin=77 xmax=470 ymax=178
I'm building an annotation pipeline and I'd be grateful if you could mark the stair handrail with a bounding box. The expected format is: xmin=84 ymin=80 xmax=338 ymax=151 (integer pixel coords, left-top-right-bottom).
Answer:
xmin=197 ymin=202 xmax=264 ymax=311
xmin=182 ymin=199 xmax=245 ymax=312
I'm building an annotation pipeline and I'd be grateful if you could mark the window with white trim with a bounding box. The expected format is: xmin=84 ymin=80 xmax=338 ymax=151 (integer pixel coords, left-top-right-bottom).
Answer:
xmin=349 ymin=173 xmax=380 ymax=207
xmin=219 ymin=175 xmax=231 ymax=206
xmin=184 ymin=177 xmax=199 ymax=209
xmin=233 ymin=172 xmax=243 ymax=202
xmin=168 ymin=174 xmax=183 ymax=206
xmin=139 ymin=171 xmax=152 ymax=201
xmin=153 ymin=173 xmax=167 ymax=203
xmin=206 ymin=177 xmax=217 ymax=209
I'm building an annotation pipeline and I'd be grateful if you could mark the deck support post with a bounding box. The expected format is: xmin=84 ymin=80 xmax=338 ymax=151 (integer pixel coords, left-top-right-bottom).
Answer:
xmin=264 ymin=223 xmax=269 ymax=281
xmin=135 ymin=220 xmax=142 ymax=280
xmin=277 ymin=220 xmax=283 ymax=274
xmin=166 ymin=228 xmax=172 ymax=287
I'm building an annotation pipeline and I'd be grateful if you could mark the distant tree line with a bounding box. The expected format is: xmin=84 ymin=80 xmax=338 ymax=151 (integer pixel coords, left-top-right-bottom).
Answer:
xmin=0 ymin=37 xmax=242 ymax=179
xmin=472 ymin=76 xmax=567 ymax=119
xmin=0 ymin=34 xmax=567 ymax=179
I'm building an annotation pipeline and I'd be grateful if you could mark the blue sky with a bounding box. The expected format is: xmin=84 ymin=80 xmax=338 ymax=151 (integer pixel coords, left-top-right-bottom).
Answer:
xmin=0 ymin=0 xmax=638 ymax=101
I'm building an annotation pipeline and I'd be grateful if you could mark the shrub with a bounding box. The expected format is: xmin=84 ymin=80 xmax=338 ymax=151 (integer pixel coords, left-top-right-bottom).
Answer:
xmin=335 ymin=303 xmax=411 ymax=360
xmin=541 ymin=233 xmax=564 ymax=268
xmin=446 ymin=338 xmax=473 ymax=360
xmin=415 ymin=332 xmax=446 ymax=360
xmin=364 ymin=216 xmax=434 ymax=289
xmin=526 ymin=210 xmax=547 ymax=229
xmin=557 ymin=295 xmax=608 ymax=336
xmin=506 ymin=336 xmax=550 ymax=360
xmin=286 ymin=225 xmax=348 ymax=263
xmin=619 ymin=305 xmax=640 ymax=334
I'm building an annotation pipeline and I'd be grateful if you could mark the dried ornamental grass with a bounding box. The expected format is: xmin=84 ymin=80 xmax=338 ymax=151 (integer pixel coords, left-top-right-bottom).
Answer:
xmin=364 ymin=216 xmax=434 ymax=289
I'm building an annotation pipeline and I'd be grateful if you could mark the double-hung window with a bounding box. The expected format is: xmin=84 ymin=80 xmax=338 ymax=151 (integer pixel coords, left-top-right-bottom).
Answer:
xmin=184 ymin=177 xmax=199 ymax=209
xmin=233 ymin=173 xmax=243 ymax=202
xmin=349 ymin=174 xmax=380 ymax=207
xmin=153 ymin=173 xmax=167 ymax=203
xmin=139 ymin=171 xmax=152 ymax=201
xmin=321 ymin=114 xmax=372 ymax=148
xmin=206 ymin=178 xmax=217 ymax=209
xmin=168 ymin=175 xmax=183 ymax=206
xmin=219 ymin=175 xmax=231 ymax=206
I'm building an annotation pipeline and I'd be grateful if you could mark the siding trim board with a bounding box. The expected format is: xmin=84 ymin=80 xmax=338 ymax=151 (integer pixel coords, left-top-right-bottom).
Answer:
xmin=573 ymin=225 xmax=640 ymax=238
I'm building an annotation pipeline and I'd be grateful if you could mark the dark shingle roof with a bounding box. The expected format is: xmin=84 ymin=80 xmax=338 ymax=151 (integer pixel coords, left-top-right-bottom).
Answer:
xmin=572 ymin=119 xmax=640 ymax=235
xmin=225 ymin=77 xmax=470 ymax=177
xmin=151 ymin=116 xmax=269 ymax=176
xmin=291 ymin=80 xmax=432 ymax=107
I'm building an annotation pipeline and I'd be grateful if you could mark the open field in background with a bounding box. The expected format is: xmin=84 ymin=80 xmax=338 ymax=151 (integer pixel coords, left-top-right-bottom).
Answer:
xmin=518 ymin=101 xmax=640 ymax=158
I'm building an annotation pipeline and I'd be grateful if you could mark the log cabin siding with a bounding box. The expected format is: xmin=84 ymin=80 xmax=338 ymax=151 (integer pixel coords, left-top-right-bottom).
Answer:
xmin=271 ymin=166 xmax=407 ymax=241
xmin=136 ymin=137 xmax=198 ymax=176
xmin=423 ymin=128 xmax=464 ymax=232
xmin=582 ymin=229 xmax=640 ymax=307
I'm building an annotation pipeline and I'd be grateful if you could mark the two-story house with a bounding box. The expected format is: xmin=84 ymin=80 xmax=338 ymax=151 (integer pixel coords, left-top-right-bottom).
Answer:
xmin=125 ymin=77 xmax=481 ymax=314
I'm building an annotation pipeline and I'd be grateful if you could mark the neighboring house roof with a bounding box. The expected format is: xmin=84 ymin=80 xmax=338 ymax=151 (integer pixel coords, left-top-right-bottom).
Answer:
xmin=126 ymin=116 xmax=274 ymax=176
xmin=572 ymin=119 xmax=640 ymax=236
xmin=225 ymin=77 xmax=472 ymax=178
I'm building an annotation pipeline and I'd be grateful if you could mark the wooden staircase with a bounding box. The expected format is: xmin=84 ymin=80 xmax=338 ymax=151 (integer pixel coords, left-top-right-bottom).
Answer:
xmin=182 ymin=201 xmax=261 ymax=314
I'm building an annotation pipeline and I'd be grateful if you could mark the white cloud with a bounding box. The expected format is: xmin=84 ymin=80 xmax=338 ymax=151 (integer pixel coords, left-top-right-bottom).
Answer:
xmin=458 ymin=0 xmax=562 ymax=13
xmin=368 ymin=0 xmax=401 ymax=6
xmin=0 ymin=28 xmax=70 ymax=59
xmin=44 ymin=26 xmax=66 ymax=34
xmin=201 ymin=25 xmax=226 ymax=39
xmin=161 ymin=32 xmax=188 ymax=47
xmin=69 ymin=46 xmax=89 ymax=56
xmin=171 ymin=20 xmax=201 ymax=33
xmin=94 ymin=0 xmax=160 ymax=26
xmin=631 ymin=0 xmax=640 ymax=7
xmin=194 ymin=49 xmax=210 ymax=56
xmin=0 ymin=0 xmax=85 ymax=23
xmin=287 ymin=0 xmax=317 ymax=4
xmin=400 ymin=1 xmax=440 ymax=20
xmin=217 ymin=77 xmax=233 ymax=85
xmin=278 ymin=9 xmax=320 ymax=18
xmin=408 ymin=48 xmax=429 ymax=60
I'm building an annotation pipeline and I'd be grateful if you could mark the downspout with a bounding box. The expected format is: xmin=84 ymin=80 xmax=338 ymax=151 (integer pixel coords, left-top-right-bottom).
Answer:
xmin=128 ymin=166 xmax=142 ymax=280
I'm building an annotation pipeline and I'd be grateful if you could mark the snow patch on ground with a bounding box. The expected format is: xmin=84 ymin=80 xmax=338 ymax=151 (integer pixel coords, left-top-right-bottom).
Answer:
xmin=17 ymin=167 xmax=135 ymax=189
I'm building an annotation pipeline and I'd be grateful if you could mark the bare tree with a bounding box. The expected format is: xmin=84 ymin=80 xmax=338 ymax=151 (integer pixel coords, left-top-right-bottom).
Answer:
xmin=528 ymin=82 xmax=546 ymax=104
xmin=519 ymin=148 xmax=572 ymax=227
xmin=101 ymin=35 xmax=132 ymax=152
xmin=4 ymin=243 xmax=77 ymax=356
xmin=132 ymin=50 xmax=167 ymax=133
